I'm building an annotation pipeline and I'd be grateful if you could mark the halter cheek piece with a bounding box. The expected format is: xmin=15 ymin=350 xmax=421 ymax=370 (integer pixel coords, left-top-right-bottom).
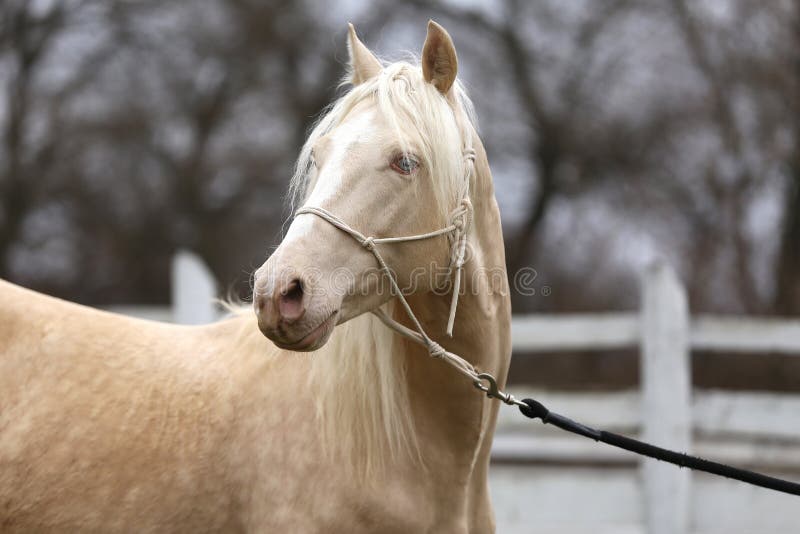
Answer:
xmin=294 ymin=148 xmax=524 ymax=405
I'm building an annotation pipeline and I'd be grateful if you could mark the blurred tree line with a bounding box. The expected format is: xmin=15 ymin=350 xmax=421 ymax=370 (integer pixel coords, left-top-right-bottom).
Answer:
xmin=1 ymin=0 xmax=798 ymax=316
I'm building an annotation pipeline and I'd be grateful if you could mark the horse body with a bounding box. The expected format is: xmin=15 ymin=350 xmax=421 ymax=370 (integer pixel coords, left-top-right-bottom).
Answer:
xmin=0 ymin=278 xmax=505 ymax=532
xmin=0 ymin=21 xmax=510 ymax=533
xmin=1 ymin=280 xmax=244 ymax=531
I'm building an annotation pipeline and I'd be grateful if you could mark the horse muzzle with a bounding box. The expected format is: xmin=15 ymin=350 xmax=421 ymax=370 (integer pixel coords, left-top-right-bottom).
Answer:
xmin=253 ymin=267 xmax=340 ymax=351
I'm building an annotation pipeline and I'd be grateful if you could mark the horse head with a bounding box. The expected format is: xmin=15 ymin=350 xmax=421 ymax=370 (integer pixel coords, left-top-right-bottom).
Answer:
xmin=253 ymin=22 xmax=473 ymax=352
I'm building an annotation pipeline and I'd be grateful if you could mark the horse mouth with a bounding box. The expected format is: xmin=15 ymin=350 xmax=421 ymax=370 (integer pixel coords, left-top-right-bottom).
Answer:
xmin=273 ymin=311 xmax=338 ymax=352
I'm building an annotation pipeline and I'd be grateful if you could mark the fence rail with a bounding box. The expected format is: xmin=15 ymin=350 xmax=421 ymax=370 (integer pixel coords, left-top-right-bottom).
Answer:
xmin=511 ymin=313 xmax=639 ymax=350
xmin=512 ymin=313 xmax=800 ymax=353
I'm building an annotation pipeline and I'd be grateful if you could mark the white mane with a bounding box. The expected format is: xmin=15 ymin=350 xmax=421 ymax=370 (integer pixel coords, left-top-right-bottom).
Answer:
xmin=308 ymin=302 xmax=416 ymax=476
xmin=287 ymin=59 xmax=479 ymax=476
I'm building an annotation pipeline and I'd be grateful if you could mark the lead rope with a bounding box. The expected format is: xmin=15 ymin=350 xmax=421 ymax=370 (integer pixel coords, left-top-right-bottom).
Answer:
xmin=517 ymin=398 xmax=800 ymax=496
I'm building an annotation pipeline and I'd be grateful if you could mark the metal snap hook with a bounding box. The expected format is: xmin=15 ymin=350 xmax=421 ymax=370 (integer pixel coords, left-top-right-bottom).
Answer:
xmin=473 ymin=372 xmax=526 ymax=407
xmin=473 ymin=373 xmax=500 ymax=397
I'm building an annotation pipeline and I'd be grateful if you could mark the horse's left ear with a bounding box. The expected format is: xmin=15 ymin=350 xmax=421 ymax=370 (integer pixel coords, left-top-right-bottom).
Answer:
xmin=422 ymin=20 xmax=458 ymax=94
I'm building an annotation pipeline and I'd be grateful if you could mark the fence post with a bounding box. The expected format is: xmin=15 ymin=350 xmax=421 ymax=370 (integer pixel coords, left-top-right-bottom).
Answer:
xmin=640 ymin=261 xmax=691 ymax=534
xmin=171 ymin=249 xmax=217 ymax=324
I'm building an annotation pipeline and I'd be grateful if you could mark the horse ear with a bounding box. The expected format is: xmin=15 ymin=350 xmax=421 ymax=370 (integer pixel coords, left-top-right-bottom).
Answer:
xmin=421 ymin=20 xmax=458 ymax=94
xmin=347 ymin=23 xmax=382 ymax=85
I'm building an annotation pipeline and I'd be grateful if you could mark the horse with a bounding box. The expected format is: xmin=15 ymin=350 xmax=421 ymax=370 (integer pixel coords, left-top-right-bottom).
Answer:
xmin=0 ymin=21 xmax=511 ymax=533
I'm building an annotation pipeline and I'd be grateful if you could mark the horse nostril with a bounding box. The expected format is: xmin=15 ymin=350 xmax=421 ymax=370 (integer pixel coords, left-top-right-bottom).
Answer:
xmin=278 ymin=278 xmax=305 ymax=322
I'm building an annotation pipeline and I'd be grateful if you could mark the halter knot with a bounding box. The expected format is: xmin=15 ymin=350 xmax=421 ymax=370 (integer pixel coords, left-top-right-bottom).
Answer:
xmin=449 ymin=200 xmax=471 ymax=234
xmin=362 ymin=237 xmax=376 ymax=251
xmin=427 ymin=341 xmax=446 ymax=359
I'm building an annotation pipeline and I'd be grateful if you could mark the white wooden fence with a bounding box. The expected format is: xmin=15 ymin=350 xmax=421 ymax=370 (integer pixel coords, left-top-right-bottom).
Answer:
xmin=500 ymin=261 xmax=800 ymax=534
xmin=113 ymin=251 xmax=800 ymax=534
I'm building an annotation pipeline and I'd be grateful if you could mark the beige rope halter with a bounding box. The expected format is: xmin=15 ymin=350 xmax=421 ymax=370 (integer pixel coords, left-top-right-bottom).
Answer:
xmin=295 ymin=147 xmax=524 ymax=404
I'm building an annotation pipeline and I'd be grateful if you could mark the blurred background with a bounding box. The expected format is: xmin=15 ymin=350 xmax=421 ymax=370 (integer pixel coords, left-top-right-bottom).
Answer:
xmin=2 ymin=1 xmax=799 ymax=532
xmin=3 ymin=0 xmax=798 ymax=313
xmin=2 ymin=0 xmax=798 ymax=389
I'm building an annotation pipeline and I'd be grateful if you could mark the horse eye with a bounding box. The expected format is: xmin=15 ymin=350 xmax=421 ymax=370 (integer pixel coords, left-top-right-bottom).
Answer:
xmin=391 ymin=155 xmax=419 ymax=175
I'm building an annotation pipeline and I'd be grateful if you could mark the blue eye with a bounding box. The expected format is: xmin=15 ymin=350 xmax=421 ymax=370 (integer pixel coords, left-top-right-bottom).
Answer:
xmin=391 ymin=155 xmax=419 ymax=175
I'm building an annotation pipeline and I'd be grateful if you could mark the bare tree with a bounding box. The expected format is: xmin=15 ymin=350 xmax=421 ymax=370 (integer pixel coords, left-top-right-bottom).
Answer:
xmin=0 ymin=1 xmax=67 ymax=277
xmin=770 ymin=1 xmax=800 ymax=315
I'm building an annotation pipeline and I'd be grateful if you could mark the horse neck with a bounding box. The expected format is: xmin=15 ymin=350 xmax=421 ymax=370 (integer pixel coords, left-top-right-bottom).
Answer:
xmin=403 ymin=140 xmax=511 ymax=465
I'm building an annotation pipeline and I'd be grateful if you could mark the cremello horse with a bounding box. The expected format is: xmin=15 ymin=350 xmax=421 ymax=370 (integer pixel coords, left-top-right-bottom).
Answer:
xmin=0 ymin=21 xmax=511 ymax=533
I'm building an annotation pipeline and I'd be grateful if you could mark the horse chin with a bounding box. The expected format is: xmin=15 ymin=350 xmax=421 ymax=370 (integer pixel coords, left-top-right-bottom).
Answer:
xmin=264 ymin=311 xmax=338 ymax=352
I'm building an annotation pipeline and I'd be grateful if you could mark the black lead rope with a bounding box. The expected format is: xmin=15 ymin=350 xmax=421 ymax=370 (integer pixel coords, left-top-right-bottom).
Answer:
xmin=517 ymin=398 xmax=800 ymax=497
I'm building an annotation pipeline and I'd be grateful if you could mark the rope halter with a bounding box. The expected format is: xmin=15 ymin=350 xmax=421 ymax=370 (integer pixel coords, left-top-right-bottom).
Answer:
xmin=293 ymin=149 xmax=479 ymax=375
xmin=294 ymin=146 xmax=525 ymax=406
